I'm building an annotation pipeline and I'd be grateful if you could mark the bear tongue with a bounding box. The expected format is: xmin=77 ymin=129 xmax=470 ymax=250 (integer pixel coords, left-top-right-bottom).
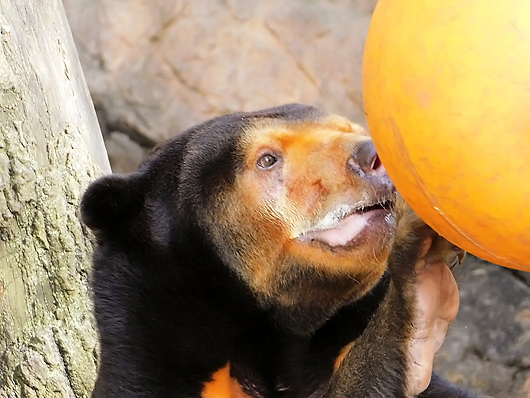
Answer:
xmin=300 ymin=212 xmax=373 ymax=247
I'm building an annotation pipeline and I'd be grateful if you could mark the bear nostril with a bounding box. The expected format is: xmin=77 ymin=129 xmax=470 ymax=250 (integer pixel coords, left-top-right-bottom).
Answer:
xmin=350 ymin=141 xmax=382 ymax=175
xmin=370 ymin=153 xmax=383 ymax=172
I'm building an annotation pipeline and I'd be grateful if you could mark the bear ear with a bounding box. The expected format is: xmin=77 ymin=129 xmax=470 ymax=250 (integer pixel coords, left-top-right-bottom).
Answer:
xmin=80 ymin=173 xmax=146 ymax=233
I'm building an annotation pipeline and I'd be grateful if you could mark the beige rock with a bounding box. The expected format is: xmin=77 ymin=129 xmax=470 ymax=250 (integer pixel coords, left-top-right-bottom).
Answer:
xmin=64 ymin=0 xmax=377 ymax=171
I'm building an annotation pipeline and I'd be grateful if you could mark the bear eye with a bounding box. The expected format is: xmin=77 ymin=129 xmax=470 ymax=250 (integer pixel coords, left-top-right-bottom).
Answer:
xmin=257 ymin=153 xmax=279 ymax=170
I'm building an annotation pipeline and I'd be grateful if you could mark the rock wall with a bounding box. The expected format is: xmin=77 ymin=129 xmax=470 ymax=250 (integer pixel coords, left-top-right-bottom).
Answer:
xmin=63 ymin=0 xmax=377 ymax=172
xmin=438 ymin=258 xmax=530 ymax=397
xmin=63 ymin=1 xmax=530 ymax=397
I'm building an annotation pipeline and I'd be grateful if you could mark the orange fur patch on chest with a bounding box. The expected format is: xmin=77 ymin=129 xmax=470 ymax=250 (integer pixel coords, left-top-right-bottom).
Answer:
xmin=202 ymin=364 xmax=251 ymax=398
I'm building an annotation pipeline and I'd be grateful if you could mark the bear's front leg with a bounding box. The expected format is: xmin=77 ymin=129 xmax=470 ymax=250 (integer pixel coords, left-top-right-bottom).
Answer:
xmin=324 ymin=211 xmax=476 ymax=398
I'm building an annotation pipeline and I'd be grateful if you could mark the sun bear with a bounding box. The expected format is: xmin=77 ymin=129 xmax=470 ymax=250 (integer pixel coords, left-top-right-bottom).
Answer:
xmin=81 ymin=104 xmax=478 ymax=398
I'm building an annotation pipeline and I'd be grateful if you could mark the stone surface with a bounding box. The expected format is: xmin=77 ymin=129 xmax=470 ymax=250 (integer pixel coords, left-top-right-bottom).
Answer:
xmin=63 ymin=0 xmax=377 ymax=171
xmin=436 ymin=257 xmax=530 ymax=397
xmin=63 ymin=1 xmax=530 ymax=397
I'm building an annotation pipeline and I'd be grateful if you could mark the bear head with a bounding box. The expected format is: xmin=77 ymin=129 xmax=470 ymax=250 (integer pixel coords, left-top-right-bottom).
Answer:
xmin=81 ymin=104 xmax=396 ymax=334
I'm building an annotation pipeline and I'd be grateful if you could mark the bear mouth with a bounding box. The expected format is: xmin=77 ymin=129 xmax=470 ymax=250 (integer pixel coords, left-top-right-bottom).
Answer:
xmin=295 ymin=198 xmax=394 ymax=248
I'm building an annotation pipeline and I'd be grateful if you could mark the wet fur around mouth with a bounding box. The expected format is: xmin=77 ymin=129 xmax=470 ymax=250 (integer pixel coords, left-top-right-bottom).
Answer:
xmin=295 ymin=195 xmax=396 ymax=249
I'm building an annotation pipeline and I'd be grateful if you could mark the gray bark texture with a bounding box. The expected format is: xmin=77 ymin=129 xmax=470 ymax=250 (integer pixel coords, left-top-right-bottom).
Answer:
xmin=0 ymin=0 xmax=110 ymax=397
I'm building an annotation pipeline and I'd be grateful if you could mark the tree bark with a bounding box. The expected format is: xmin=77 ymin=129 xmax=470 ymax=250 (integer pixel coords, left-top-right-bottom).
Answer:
xmin=0 ymin=0 xmax=110 ymax=397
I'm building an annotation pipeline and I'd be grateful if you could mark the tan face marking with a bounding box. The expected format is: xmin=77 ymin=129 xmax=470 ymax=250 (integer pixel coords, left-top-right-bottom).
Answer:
xmin=200 ymin=114 xmax=396 ymax=305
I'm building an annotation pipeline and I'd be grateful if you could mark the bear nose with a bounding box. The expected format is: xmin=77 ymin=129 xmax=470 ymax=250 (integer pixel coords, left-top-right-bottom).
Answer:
xmin=348 ymin=140 xmax=385 ymax=177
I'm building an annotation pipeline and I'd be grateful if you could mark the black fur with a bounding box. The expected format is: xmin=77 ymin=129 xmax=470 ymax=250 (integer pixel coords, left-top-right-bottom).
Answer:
xmin=82 ymin=104 xmax=479 ymax=398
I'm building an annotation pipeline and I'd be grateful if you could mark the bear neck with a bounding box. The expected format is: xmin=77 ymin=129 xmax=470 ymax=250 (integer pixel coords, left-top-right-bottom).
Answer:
xmin=167 ymin=226 xmax=367 ymax=337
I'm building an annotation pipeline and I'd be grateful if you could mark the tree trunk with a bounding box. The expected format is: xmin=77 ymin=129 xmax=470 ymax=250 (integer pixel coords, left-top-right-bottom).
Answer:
xmin=0 ymin=0 xmax=110 ymax=397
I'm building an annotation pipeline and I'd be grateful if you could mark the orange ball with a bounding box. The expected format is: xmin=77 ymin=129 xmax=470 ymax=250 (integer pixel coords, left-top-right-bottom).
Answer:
xmin=363 ymin=0 xmax=530 ymax=271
